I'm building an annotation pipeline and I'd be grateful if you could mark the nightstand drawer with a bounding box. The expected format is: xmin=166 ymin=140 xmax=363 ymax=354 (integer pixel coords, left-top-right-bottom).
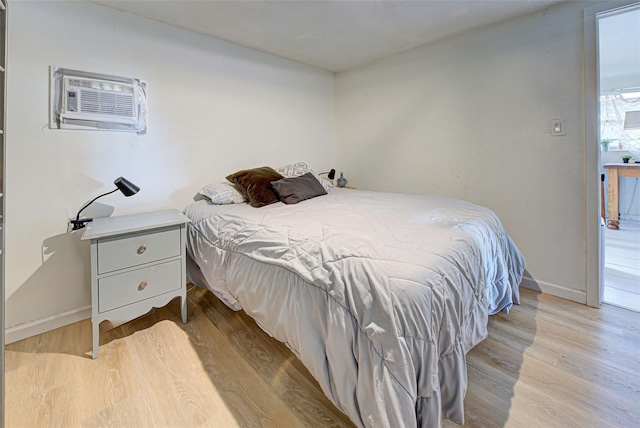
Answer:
xmin=97 ymin=227 xmax=181 ymax=274
xmin=98 ymin=259 xmax=181 ymax=313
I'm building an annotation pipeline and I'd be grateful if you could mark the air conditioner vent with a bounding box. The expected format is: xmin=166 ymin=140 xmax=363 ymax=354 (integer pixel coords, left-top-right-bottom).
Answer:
xmin=79 ymin=91 xmax=134 ymax=117
xmin=80 ymin=91 xmax=100 ymax=114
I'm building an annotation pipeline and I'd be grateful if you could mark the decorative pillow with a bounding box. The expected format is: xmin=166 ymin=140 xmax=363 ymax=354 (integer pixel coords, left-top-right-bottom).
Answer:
xmin=226 ymin=166 xmax=284 ymax=208
xmin=198 ymin=182 xmax=246 ymax=204
xmin=275 ymin=162 xmax=333 ymax=192
xmin=271 ymin=172 xmax=327 ymax=204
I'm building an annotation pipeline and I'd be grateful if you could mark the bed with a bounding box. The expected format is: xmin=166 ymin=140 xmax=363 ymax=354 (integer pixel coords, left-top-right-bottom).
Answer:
xmin=184 ymin=185 xmax=525 ymax=427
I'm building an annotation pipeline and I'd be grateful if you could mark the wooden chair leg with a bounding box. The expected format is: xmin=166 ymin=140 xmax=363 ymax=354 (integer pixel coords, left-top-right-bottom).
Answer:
xmin=601 ymin=173 xmax=605 ymax=220
xmin=602 ymin=173 xmax=619 ymax=229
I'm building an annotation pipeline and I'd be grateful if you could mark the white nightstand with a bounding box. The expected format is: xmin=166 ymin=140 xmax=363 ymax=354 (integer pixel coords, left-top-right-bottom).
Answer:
xmin=81 ymin=209 xmax=190 ymax=358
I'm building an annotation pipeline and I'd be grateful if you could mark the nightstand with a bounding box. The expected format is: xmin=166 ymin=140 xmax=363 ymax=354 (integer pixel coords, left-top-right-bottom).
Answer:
xmin=81 ymin=209 xmax=190 ymax=358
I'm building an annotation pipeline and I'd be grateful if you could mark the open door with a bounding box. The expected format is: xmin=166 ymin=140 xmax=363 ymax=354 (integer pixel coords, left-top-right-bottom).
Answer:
xmin=586 ymin=2 xmax=640 ymax=311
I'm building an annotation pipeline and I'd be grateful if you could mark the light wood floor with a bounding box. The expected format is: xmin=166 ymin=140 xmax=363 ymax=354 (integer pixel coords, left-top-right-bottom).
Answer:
xmin=604 ymin=219 xmax=640 ymax=312
xmin=5 ymin=288 xmax=640 ymax=427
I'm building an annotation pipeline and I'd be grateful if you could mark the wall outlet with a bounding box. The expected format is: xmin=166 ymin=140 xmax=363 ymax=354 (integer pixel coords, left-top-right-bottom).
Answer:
xmin=550 ymin=118 xmax=566 ymax=136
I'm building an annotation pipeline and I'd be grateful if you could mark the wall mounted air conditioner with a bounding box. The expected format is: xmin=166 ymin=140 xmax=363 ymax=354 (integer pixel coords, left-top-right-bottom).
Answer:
xmin=62 ymin=76 xmax=137 ymax=125
xmin=50 ymin=67 xmax=147 ymax=133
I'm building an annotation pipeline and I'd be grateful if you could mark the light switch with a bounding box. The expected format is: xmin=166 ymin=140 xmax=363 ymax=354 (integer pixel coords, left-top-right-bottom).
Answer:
xmin=551 ymin=118 xmax=566 ymax=136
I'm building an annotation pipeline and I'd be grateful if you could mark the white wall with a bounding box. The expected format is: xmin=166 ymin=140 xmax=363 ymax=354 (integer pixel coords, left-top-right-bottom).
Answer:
xmin=5 ymin=2 xmax=335 ymax=331
xmin=336 ymin=1 xmax=589 ymax=301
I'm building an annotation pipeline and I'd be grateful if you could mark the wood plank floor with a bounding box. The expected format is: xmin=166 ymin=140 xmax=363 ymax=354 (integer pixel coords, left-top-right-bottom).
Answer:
xmin=5 ymin=287 xmax=640 ymax=427
xmin=604 ymin=219 xmax=640 ymax=312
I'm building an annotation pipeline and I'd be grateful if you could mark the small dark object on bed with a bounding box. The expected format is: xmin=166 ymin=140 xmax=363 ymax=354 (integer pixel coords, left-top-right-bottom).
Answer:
xmin=271 ymin=172 xmax=327 ymax=204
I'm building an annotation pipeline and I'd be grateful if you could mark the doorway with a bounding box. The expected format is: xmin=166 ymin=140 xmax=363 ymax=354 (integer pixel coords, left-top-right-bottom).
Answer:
xmin=598 ymin=5 xmax=640 ymax=312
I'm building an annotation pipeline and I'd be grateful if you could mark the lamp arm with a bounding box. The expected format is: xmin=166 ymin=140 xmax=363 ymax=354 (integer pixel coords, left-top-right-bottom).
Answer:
xmin=73 ymin=187 xmax=118 ymax=224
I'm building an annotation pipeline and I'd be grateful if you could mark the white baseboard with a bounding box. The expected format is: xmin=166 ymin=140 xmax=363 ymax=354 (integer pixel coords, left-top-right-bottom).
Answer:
xmin=521 ymin=276 xmax=586 ymax=305
xmin=1 ymin=277 xmax=589 ymax=343
xmin=5 ymin=305 xmax=91 ymax=345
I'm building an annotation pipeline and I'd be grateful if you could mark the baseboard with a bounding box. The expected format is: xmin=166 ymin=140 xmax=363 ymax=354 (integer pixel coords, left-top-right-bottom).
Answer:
xmin=521 ymin=276 xmax=587 ymax=305
xmin=4 ymin=305 xmax=91 ymax=345
xmin=0 ymin=277 xmax=590 ymax=343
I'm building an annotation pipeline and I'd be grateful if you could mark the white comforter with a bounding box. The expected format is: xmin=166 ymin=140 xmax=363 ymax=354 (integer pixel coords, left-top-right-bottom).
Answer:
xmin=184 ymin=188 xmax=525 ymax=427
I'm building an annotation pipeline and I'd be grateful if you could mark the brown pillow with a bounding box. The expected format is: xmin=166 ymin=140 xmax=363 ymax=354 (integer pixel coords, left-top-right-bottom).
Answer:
xmin=271 ymin=172 xmax=327 ymax=204
xmin=226 ymin=166 xmax=284 ymax=207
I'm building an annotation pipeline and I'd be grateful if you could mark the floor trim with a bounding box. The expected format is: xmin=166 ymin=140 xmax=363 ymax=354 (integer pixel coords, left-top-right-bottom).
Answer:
xmin=4 ymin=305 xmax=91 ymax=345
xmin=4 ymin=277 xmax=592 ymax=344
xmin=521 ymin=276 xmax=586 ymax=305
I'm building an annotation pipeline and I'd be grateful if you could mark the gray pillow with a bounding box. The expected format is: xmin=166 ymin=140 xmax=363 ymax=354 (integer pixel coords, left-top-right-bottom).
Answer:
xmin=271 ymin=172 xmax=327 ymax=204
xmin=275 ymin=161 xmax=333 ymax=191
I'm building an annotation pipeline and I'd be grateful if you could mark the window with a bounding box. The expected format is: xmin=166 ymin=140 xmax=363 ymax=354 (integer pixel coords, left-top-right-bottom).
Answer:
xmin=600 ymin=89 xmax=640 ymax=151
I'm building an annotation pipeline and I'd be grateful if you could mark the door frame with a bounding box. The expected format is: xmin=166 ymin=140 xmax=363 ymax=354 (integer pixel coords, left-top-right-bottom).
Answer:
xmin=583 ymin=1 xmax=640 ymax=308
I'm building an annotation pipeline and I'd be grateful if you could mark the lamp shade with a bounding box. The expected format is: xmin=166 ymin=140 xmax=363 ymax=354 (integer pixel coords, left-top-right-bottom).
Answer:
xmin=623 ymin=110 xmax=640 ymax=130
xmin=70 ymin=176 xmax=141 ymax=230
xmin=114 ymin=176 xmax=140 ymax=196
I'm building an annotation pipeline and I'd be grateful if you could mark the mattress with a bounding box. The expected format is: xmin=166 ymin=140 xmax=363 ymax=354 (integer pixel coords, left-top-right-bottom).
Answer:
xmin=184 ymin=188 xmax=525 ymax=427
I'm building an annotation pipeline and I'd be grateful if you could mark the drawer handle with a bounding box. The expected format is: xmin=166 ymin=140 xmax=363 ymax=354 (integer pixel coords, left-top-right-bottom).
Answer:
xmin=138 ymin=281 xmax=148 ymax=291
xmin=137 ymin=244 xmax=147 ymax=255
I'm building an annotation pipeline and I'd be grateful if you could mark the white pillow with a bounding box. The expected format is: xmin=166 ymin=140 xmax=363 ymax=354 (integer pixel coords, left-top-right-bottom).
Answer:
xmin=199 ymin=182 xmax=246 ymax=204
xmin=275 ymin=162 xmax=333 ymax=192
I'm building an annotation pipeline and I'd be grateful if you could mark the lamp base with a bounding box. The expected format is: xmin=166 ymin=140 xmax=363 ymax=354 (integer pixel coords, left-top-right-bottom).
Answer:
xmin=70 ymin=218 xmax=93 ymax=230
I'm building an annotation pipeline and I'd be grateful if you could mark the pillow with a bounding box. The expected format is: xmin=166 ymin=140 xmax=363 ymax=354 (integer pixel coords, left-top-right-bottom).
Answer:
xmin=275 ymin=162 xmax=333 ymax=192
xmin=226 ymin=166 xmax=284 ymax=207
xmin=271 ymin=172 xmax=327 ymax=204
xmin=198 ymin=182 xmax=246 ymax=204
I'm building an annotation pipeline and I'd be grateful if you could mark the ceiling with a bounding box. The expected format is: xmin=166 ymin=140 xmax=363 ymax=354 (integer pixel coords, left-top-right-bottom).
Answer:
xmin=92 ymin=0 xmax=566 ymax=72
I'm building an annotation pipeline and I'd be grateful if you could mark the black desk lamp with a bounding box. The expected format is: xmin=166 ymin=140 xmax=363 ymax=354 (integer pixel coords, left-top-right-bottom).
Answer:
xmin=70 ymin=176 xmax=140 ymax=230
xmin=320 ymin=169 xmax=336 ymax=180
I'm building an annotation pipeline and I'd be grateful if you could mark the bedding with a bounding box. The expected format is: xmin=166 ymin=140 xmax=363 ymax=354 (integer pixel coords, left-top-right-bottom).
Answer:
xmin=184 ymin=188 xmax=525 ymax=427
xmin=226 ymin=166 xmax=284 ymax=207
xmin=275 ymin=161 xmax=333 ymax=191
xmin=198 ymin=182 xmax=246 ymax=204
xmin=271 ymin=172 xmax=327 ymax=204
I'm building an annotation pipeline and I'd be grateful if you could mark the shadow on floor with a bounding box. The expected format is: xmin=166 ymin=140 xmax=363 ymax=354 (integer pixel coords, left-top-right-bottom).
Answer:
xmin=4 ymin=279 xmax=538 ymax=427
xmin=444 ymin=274 xmax=539 ymax=427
